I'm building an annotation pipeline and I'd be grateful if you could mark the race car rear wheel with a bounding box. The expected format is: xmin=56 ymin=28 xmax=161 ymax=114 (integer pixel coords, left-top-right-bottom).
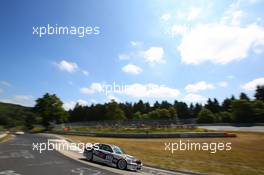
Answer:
xmin=117 ymin=159 xmax=127 ymax=170
xmin=85 ymin=151 xmax=93 ymax=161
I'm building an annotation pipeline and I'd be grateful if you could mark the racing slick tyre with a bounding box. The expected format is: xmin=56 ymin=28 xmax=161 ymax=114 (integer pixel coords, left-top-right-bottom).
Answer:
xmin=117 ymin=159 xmax=127 ymax=170
xmin=85 ymin=151 xmax=93 ymax=161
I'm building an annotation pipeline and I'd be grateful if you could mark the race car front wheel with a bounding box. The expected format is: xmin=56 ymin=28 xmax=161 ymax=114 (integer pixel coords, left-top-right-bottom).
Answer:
xmin=85 ymin=151 xmax=93 ymax=161
xmin=117 ymin=159 xmax=127 ymax=170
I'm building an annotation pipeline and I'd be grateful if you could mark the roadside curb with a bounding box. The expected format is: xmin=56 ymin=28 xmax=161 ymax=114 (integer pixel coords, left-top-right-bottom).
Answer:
xmin=0 ymin=132 xmax=7 ymax=139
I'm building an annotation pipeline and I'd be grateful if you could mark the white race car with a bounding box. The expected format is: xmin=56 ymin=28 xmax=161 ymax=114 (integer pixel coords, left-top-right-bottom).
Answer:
xmin=83 ymin=143 xmax=142 ymax=171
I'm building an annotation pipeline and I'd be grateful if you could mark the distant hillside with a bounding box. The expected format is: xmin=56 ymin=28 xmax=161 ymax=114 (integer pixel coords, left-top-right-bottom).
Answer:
xmin=0 ymin=102 xmax=34 ymax=127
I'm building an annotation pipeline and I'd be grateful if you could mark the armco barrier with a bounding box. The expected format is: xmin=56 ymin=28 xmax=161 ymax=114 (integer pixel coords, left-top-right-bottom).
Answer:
xmin=52 ymin=131 xmax=236 ymax=138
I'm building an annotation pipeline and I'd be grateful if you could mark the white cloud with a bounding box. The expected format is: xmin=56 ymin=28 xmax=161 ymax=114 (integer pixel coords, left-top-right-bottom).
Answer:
xmin=178 ymin=23 xmax=264 ymax=64
xmin=82 ymin=70 xmax=89 ymax=76
xmin=188 ymin=8 xmax=201 ymax=20
xmin=55 ymin=60 xmax=78 ymax=73
xmin=183 ymin=93 xmax=207 ymax=103
xmin=0 ymin=81 xmax=11 ymax=87
xmin=118 ymin=54 xmax=130 ymax=60
xmin=122 ymin=64 xmax=142 ymax=75
xmin=80 ymin=82 xmax=180 ymax=99
xmin=231 ymin=10 xmax=244 ymax=26
xmin=249 ymin=0 xmax=262 ymax=4
xmin=0 ymin=95 xmax=34 ymax=106
xmin=63 ymin=99 xmax=88 ymax=110
xmin=161 ymin=13 xmax=171 ymax=21
xmin=14 ymin=95 xmax=33 ymax=101
xmin=119 ymin=83 xmax=180 ymax=98
xmin=221 ymin=7 xmax=244 ymax=26
xmin=80 ymin=83 xmax=104 ymax=94
xmin=185 ymin=81 xmax=215 ymax=93
xmin=217 ymin=81 xmax=228 ymax=87
xmin=143 ymin=47 xmax=165 ymax=64
xmin=242 ymin=77 xmax=264 ymax=91
xmin=130 ymin=41 xmax=143 ymax=47
xmin=169 ymin=25 xmax=188 ymax=36
xmin=176 ymin=7 xmax=201 ymax=21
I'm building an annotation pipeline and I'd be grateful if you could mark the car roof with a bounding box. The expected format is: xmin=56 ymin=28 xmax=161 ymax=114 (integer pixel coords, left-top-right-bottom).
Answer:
xmin=97 ymin=143 xmax=118 ymax=148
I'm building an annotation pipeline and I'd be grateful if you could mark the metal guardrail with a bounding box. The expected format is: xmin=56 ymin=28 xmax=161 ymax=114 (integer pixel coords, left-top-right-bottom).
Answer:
xmin=52 ymin=131 xmax=236 ymax=138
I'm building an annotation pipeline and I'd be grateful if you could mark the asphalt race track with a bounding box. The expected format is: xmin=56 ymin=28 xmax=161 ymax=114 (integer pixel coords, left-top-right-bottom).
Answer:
xmin=0 ymin=134 xmax=118 ymax=175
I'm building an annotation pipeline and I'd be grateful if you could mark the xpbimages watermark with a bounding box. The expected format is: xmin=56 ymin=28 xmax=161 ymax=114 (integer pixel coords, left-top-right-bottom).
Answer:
xmin=32 ymin=24 xmax=100 ymax=37
xmin=164 ymin=140 xmax=232 ymax=154
xmin=32 ymin=139 xmax=97 ymax=153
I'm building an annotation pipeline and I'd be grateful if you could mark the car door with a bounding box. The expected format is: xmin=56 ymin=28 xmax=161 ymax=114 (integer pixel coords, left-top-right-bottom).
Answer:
xmin=100 ymin=144 xmax=114 ymax=165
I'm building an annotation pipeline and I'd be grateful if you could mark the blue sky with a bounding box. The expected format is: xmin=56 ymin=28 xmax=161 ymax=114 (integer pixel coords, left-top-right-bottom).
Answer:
xmin=0 ymin=0 xmax=264 ymax=109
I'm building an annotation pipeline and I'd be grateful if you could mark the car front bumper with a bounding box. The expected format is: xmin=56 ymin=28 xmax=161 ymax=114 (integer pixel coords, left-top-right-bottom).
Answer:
xmin=127 ymin=163 xmax=142 ymax=171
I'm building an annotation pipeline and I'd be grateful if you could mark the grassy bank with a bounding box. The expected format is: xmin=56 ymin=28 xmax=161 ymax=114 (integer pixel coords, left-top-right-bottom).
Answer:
xmin=65 ymin=132 xmax=264 ymax=175
xmin=0 ymin=134 xmax=11 ymax=143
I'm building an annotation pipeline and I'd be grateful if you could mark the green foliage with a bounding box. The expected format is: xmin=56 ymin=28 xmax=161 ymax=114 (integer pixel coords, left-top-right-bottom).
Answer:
xmin=0 ymin=102 xmax=36 ymax=128
xmin=25 ymin=114 xmax=36 ymax=130
xmin=205 ymin=98 xmax=221 ymax=113
xmin=232 ymin=100 xmax=254 ymax=123
xmin=34 ymin=93 xmax=68 ymax=129
xmin=215 ymin=112 xmax=233 ymax=123
xmin=255 ymin=85 xmax=264 ymax=101
xmin=197 ymin=108 xmax=215 ymax=123
xmin=251 ymin=100 xmax=264 ymax=122
xmin=221 ymin=98 xmax=233 ymax=112
xmin=105 ymin=100 xmax=126 ymax=120
xmin=239 ymin=92 xmax=250 ymax=101
xmin=174 ymin=101 xmax=190 ymax=119
xmin=132 ymin=112 xmax=142 ymax=119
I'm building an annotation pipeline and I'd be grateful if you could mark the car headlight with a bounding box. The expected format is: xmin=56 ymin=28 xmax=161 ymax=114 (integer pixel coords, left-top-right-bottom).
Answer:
xmin=126 ymin=158 xmax=133 ymax=164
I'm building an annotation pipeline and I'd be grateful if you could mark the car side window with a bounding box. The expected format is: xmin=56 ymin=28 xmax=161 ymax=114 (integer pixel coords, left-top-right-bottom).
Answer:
xmin=101 ymin=144 xmax=113 ymax=153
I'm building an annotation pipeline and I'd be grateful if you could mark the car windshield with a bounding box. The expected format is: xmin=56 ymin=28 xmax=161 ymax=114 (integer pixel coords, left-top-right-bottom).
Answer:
xmin=112 ymin=146 xmax=125 ymax=154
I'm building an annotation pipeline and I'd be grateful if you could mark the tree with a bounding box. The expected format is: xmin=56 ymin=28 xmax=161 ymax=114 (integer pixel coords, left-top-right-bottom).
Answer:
xmin=34 ymin=93 xmax=68 ymax=129
xmin=105 ymin=100 xmax=126 ymax=120
xmin=160 ymin=101 xmax=172 ymax=109
xmin=157 ymin=109 xmax=171 ymax=119
xmin=174 ymin=101 xmax=190 ymax=119
xmin=69 ymin=103 xmax=86 ymax=122
xmin=222 ymin=97 xmax=232 ymax=112
xmin=251 ymin=100 xmax=264 ymax=122
xmin=197 ymin=108 xmax=215 ymax=123
xmin=25 ymin=113 xmax=36 ymax=130
xmin=205 ymin=98 xmax=220 ymax=113
xmin=239 ymin=92 xmax=250 ymax=101
xmin=215 ymin=112 xmax=233 ymax=123
xmin=231 ymin=100 xmax=254 ymax=123
xmin=255 ymin=85 xmax=264 ymax=101
xmin=153 ymin=101 xmax=161 ymax=110
xmin=120 ymin=102 xmax=133 ymax=119
xmin=193 ymin=103 xmax=202 ymax=118
xmin=132 ymin=112 xmax=142 ymax=120
xmin=168 ymin=107 xmax=177 ymax=119
xmin=148 ymin=110 xmax=160 ymax=119
xmin=189 ymin=103 xmax=195 ymax=118
xmin=133 ymin=100 xmax=146 ymax=114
